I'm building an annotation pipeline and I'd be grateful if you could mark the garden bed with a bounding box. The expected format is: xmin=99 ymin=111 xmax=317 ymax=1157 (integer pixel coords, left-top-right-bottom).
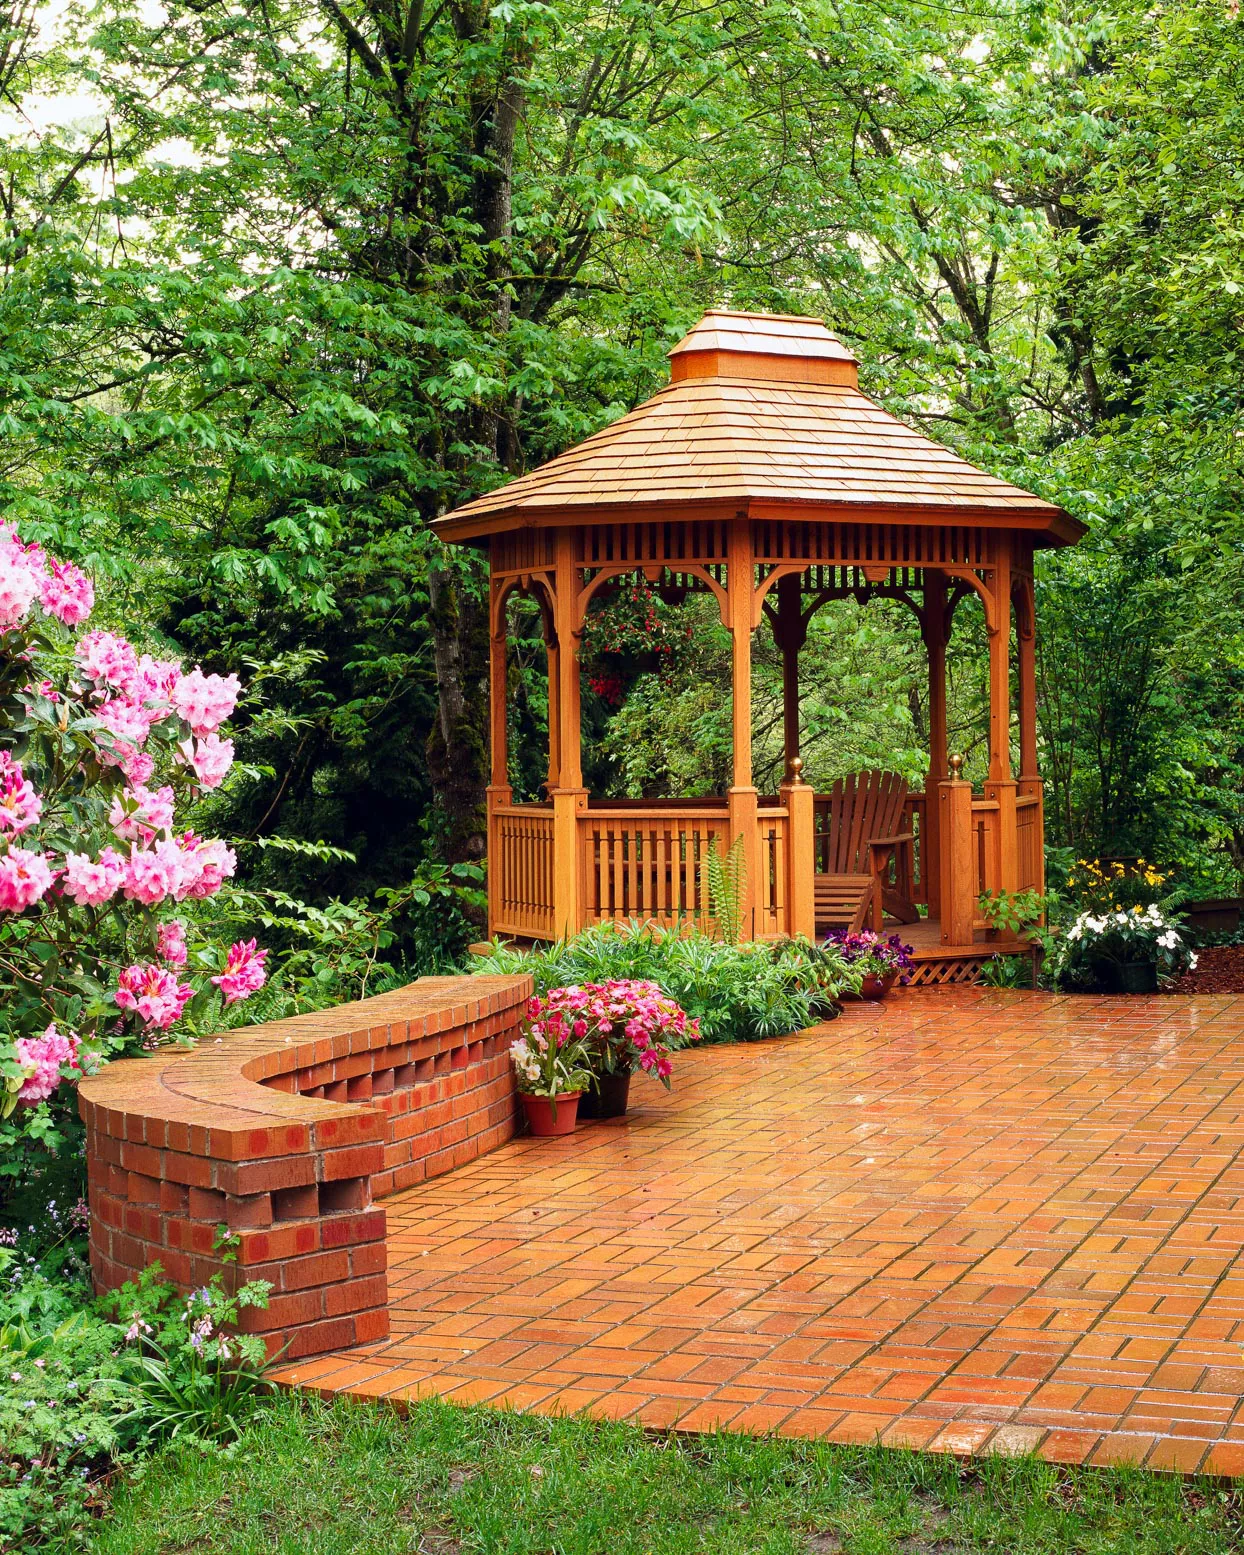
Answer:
xmin=1171 ymin=944 xmax=1244 ymax=995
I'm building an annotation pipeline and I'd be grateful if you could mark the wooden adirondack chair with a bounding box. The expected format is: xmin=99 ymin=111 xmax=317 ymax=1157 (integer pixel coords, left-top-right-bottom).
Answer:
xmin=813 ymin=770 xmax=918 ymax=934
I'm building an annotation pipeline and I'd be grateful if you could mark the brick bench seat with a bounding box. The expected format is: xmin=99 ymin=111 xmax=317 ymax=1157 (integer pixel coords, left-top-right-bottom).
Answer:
xmin=79 ymin=974 xmax=530 ymax=1360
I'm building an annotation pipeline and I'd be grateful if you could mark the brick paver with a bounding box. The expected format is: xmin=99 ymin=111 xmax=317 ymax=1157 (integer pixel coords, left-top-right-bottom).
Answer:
xmin=273 ymin=988 xmax=1244 ymax=1473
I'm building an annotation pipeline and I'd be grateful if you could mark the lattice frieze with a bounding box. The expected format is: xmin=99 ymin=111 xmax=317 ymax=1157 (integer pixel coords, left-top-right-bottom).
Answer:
xmin=753 ymin=520 xmax=995 ymax=570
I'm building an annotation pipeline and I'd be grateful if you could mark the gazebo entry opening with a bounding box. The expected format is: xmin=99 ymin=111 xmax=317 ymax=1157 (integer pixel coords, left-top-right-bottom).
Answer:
xmin=436 ymin=311 xmax=1083 ymax=982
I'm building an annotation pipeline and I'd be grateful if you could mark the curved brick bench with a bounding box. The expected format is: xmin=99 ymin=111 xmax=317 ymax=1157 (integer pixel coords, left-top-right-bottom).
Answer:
xmin=79 ymin=974 xmax=529 ymax=1360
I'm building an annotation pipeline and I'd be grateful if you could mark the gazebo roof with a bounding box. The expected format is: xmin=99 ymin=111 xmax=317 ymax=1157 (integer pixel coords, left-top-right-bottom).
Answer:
xmin=436 ymin=310 xmax=1081 ymax=546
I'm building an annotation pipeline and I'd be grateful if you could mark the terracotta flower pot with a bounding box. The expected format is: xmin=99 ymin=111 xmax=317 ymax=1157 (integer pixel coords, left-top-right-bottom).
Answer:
xmin=520 ymin=1091 xmax=581 ymax=1137
xmin=858 ymin=970 xmax=898 ymax=1000
xmin=579 ymin=1071 xmax=631 ymax=1120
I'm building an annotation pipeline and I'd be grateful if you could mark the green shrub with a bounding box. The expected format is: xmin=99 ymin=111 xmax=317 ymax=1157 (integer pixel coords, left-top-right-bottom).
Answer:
xmin=0 ymin=1234 xmax=273 ymax=1550
xmin=475 ymin=922 xmax=854 ymax=1043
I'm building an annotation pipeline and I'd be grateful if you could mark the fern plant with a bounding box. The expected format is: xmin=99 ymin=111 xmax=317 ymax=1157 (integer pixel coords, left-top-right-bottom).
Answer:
xmin=701 ymin=835 xmax=747 ymax=945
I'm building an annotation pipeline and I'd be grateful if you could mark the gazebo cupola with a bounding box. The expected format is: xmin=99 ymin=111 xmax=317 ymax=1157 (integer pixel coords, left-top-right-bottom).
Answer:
xmin=436 ymin=310 xmax=1083 ymax=980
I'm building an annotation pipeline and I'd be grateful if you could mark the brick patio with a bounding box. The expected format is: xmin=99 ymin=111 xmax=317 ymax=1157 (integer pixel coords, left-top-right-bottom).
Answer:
xmin=273 ymin=988 xmax=1244 ymax=1475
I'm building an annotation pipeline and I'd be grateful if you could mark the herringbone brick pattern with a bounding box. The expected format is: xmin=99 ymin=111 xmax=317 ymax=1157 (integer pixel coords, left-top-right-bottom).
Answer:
xmin=274 ymin=989 xmax=1244 ymax=1474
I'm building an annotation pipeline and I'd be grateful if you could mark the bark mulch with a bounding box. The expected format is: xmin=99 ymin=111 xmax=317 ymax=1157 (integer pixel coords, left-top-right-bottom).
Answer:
xmin=1171 ymin=943 xmax=1244 ymax=995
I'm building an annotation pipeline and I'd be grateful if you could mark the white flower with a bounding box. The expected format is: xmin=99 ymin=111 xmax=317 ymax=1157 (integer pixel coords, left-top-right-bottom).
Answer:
xmin=1189 ymin=953 xmax=1199 ymax=970
xmin=1157 ymin=931 xmax=1179 ymax=950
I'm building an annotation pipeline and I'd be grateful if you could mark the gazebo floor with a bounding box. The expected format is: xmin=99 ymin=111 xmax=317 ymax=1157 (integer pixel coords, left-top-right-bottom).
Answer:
xmin=274 ymin=988 xmax=1244 ymax=1476
xmin=900 ymin=917 xmax=1033 ymax=985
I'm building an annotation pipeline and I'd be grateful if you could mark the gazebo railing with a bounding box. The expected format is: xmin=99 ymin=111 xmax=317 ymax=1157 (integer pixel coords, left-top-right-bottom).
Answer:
xmin=580 ymin=804 xmax=729 ymax=929
xmin=490 ymin=779 xmax=1042 ymax=947
xmin=491 ymin=803 xmax=556 ymax=939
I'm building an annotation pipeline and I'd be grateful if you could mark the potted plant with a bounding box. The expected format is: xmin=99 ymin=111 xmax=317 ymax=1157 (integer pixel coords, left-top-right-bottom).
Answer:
xmin=1049 ymin=905 xmax=1197 ymax=993
xmin=509 ymin=996 xmax=596 ymax=1136
xmin=552 ymin=979 xmax=699 ymax=1119
xmin=824 ymin=929 xmax=915 ymax=999
xmin=580 ymin=580 xmax=691 ymax=706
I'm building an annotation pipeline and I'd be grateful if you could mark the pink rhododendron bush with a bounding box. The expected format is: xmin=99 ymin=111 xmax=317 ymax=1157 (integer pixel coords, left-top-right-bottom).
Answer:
xmin=0 ymin=524 xmax=266 ymax=1175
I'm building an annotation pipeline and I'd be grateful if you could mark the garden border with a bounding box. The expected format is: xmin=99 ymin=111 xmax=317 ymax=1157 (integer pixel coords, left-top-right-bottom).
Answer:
xmin=78 ymin=974 xmax=530 ymax=1360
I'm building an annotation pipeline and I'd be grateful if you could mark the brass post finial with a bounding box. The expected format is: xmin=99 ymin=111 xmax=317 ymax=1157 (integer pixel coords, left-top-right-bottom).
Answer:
xmin=789 ymin=755 xmax=806 ymax=785
xmin=949 ymin=753 xmax=965 ymax=779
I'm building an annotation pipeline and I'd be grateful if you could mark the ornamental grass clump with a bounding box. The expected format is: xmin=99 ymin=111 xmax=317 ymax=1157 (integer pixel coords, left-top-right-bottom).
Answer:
xmin=0 ymin=523 xmax=266 ymax=1179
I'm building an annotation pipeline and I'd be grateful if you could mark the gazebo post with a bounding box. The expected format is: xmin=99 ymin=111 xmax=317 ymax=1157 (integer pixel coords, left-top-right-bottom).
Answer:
xmin=921 ymin=570 xmax=949 ymax=919
xmin=543 ymin=603 xmax=561 ymax=794
xmin=985 ymin=534 xmax=1020 ymax=897
xmin=775 ymin=572 xmax=803 ymax=776
xmin=727 ymin=517 xmax=759 ymax=936
xmin=485 ymin=582 xmax=512 ymax=939
xmin=1016 ymin=566 xmax=1045 ymax=895
xmin=551 ymin=527 xmax=586 ymax=937
xmin=775 ymin=571 xmax=816 ymax=938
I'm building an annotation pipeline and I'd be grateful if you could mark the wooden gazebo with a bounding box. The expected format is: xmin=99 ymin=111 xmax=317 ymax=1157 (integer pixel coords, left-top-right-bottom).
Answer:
xmin=436 ymin=310 xmax=1084 ymax=981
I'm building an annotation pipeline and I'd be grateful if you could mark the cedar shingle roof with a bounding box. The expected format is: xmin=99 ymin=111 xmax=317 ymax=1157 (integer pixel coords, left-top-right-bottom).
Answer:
xmin=436 ymin=311 xmax=1077 ymax=544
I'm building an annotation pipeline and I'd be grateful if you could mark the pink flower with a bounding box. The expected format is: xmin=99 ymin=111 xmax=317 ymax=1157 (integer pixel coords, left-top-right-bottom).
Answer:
xmin=177 ymin=835 xmax=236 ymax=899
xmin=156 ymin=919 xmax=188 ymax=967
xmin=114 ymin=963 xmax=193 ymax=1030
xmin=135 ymin=653 xmax=182 ymax=700
xmin=62 ymin=847 xmax=126 ymax=906
xmin=97 ymin=696 xmax=156 ymax=749
xmin=100 ymin=741 xmax=155 ymax=786
xmin=188 ymin=733 xmax=234 ymax=789
xmin=109 ymin=784 xmax=175 ymax=842
xmin=121 ymin=846 xmax=180 ymax=906
xmin=0 ymin=847 xmax=53 ymax=911
xmin=0 ymin=754 xmax=41 ymax=835
xmin=13 ymin=1024 xmax=80 ymax=1104
xmin=0 ymin=550 xmax=40 ymax=631
xmin=171 ymin=669 xmax=240 ymax=736
xmin=38 ymin=559 xmax=94 ymax=625
xmin=211 ymin=939 xmax=267 ymax=1005
xmin=76 ymin=630 xmax=139 ymax=691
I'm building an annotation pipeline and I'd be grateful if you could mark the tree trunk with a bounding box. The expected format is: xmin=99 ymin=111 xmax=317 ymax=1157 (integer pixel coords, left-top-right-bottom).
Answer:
xmin=426 ymin=563 xmax=489 ymax=864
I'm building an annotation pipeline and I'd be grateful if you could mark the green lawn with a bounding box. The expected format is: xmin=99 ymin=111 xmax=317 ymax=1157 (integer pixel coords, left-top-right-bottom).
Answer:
xmin=87 ymin=1393 xmax=1240 ymax=1555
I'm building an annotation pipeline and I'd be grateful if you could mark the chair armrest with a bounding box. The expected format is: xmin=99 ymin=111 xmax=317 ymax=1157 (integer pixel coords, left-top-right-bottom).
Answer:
xmin=868 ymin=832 xmax=915 ymax=849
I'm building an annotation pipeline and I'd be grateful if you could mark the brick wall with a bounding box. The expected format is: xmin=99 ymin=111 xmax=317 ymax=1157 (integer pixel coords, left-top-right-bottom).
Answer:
xmin=79 ymin=974 xmax=530 ymax=1360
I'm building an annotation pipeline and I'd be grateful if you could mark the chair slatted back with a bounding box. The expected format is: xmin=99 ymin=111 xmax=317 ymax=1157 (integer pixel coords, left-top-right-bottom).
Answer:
xmin=821 ymin=770 xmax=909 ymax=874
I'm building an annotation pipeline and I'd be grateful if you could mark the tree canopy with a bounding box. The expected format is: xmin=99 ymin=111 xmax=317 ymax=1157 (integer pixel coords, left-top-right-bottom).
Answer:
xmin=2 ymin=0 xmax=1241 ymax=896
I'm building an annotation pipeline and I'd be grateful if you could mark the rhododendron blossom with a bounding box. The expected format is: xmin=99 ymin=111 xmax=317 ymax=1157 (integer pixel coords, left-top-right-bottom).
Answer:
xmin=0 ymin=551 xmax=40 ymax=631
xmin=39 ymin=559 xmax=94 ymax=625
xmin=188 ymin=732 xmax=234 ymax=789
xmin=0 ymin=846 xmax=53 ymax=911
xmin=135 ymin=653 xmax=182 ymax=699
xmin=156 ymin=919 xmax=188 ymax=967
xmin=101 ymin=739 xmax=155 ymax=786
xmin=211 ymin=939 xmax=267 ymax=1004
xmin=121 ymin=845 xmax=181 ymax=906
xmin=97 ymin=696 xmax=156 ymax=748
xmin=76 ymin=630 xmax=139 ymax=690
xmin=62 ymin=847 xmax=126 ymax=907
xmin=109 ymin=783 xmax=175 ymax=842
xmin=0 ymin=753 xmax=41 ymax=835
xmin=13 ymin=1025 xmax=81 ymax=1104
xmin=171 ymin=669 xmax=240 ymax=736
xmin=177 ymin=835 xmax=236 ymax=899
xmin=0 ymin=522 xmax=264 ymax=1146
xmin=114 ymin=964 xmax=193 ymax=1030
